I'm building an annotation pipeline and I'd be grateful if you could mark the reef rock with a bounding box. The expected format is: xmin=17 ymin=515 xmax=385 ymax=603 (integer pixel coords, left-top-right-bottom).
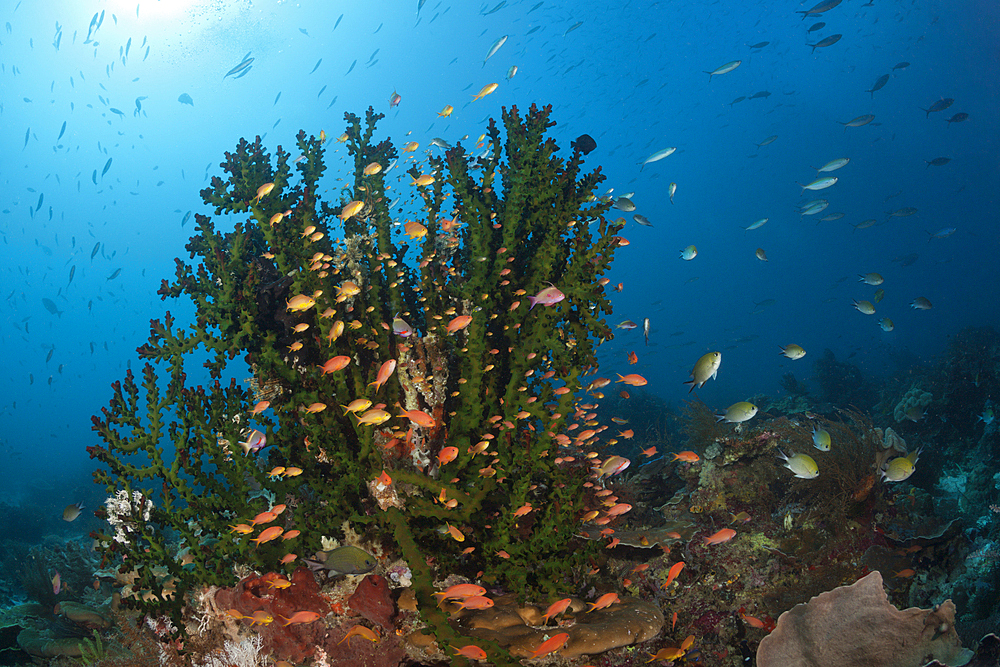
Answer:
xmin=16 ymin=630 xmax=84 ymax=658
xmin=757 ymin=571 xmax=973 ymax=667
xmin=453 ymin=594 xmax=662 ymax=659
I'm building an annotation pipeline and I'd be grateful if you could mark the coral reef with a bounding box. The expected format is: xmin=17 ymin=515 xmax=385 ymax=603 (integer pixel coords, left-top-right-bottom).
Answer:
xmin=894 ymin=385 xmax=933 ymax=423
xmin=87 ymin=105 xmax=626 ymax=663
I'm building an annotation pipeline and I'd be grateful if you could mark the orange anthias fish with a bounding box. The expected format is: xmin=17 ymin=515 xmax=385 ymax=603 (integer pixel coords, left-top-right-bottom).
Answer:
xmin=451 ymin=645 xmax=487 ymax=660
xmin=279 ymin=610 xmax=324 ymax=625
xmin=436 ymin=446 xmax=459 ymax=465
xmin=399 ymin=408 xmax=436 ymax=429
xmin=586 ymin=592 xmax=620 ymax=612
xmin=319 ymin=355 xmax=351 ymax=374
xmin=618 ymin=429 xmax=634 ymax=439
xmin=445 ymin=523 xmax=465 ymax=542
xmin=456 ymin=596 xmax=494 ymax=610
xmin=446 ymin=315 xmax=473 ymax=333
xmin=662 ymin=561 xmax=685 ymax=588
xmin=641 ymin=446 xmax=658 ymax=457
xmin=438 ymin=105 xmax=454 ymax=118
xmin=433 ymin=584 xmax=486 ymax=600
xmin=338 ymin=624 xmax=379 ymax=646
xmin=647 ymin=647 xmax=685 ymax=662
xmin=251 ymin=526 xmax=285 ymax=546
xmin=251 ymin=510 xmax=278 ymax=525
xmin=672 ymin=451 xmax=700 ymax=463
xmin=704 ymin=528 xmax=737 ymax=545
xmin=542 ymin=598 xmax=572 ymax=623
xmin=627 ymin=351 xmax=638 ymax=364
xmin=528 ymin=632 xmax=570 ymax=659
xmin=740 ymin=609 xmax=767 ymax=629
xmin=369 ymin=359 xmax=397 ymax=392
xmin=616 ymin=373 xmax=648 ymax=386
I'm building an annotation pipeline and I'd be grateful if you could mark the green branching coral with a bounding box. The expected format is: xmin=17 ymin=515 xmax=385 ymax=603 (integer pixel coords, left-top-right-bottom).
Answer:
xmin=89 ymin=104 xmax=621 ymax=658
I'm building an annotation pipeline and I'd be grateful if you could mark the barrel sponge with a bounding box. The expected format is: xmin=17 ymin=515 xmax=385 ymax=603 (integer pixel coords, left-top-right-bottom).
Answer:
xmin=894 ymin=386 xmax=933 ymax=423
xmin=756 ymin=571 xmax=972 ymax=667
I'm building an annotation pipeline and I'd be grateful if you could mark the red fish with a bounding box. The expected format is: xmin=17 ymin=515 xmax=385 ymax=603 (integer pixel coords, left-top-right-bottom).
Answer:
xmin=663 ymin=561 xmax=685 ymax=588
xmin=451 ymin=645 xmax=488 ymax=660
xmin=279 ymin=610 xmax=323 ymax=625
xmin=369 ymin=359 xmax=397 ymax=392
xmin=542 ymin=598 xmax=572 ymax=623
xmin=251 ymin=526 xmax=284 ymax=546
xmin=528 ymin=632 xmax=569 ymax=658
xmin=433 ymin=584 xmax=486 ymax=600
xmin=586 ymin=592 xmax=619 ymax=612
xmin=704 ymin=528 xmax=737 ymax=545
xmin=616 ymin=373 xmax=647 ymax=386
xmin=446 ymin=315 xmax=473 ymax=333
xmin=528 ymin=284 xmax=565 ymax=309
xmin=319 ymin=355 xmax=351 ymax=374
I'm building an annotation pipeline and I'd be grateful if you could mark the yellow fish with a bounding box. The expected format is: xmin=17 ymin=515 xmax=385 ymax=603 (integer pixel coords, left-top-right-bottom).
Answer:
xmin=472 ymin=83 xmax=499 ymax=101
xmin=404 ymin=220 xmax=428 ymax=240
xmin=340 ymin=200 xmax=364 ymax=221
xmin=438 ymin=105 xmax=454 ymax=117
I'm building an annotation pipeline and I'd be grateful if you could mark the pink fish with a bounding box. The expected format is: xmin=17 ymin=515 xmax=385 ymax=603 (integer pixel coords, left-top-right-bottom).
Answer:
xmin=704 ymin=528 xmax=737 ymax=545
xmin=389 ymin=90 xmax=402 ymax=107
xmin=52 ymin=572 xmax=61 ymax=595
xmin=528 ymin=284 xmax=565 ymax=309
xmin=238 ymin=429 xmax=266 ymax=455
xmin=393 ymin=317 xmax=413 ymax=337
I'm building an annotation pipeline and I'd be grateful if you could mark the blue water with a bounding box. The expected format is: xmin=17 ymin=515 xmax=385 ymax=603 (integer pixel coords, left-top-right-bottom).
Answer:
xmin=0 ymin=0 xmax=996 ymax=512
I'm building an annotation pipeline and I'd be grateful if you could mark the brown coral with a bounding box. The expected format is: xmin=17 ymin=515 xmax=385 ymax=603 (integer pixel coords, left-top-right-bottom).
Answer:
xmin=757 ymin=571 xmax=973 ymax=667
xmin=452 ymin=594 xmax=663 ymax=659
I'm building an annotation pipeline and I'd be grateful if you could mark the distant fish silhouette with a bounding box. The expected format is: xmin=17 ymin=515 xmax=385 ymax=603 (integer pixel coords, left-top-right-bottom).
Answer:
xmin=571 ymin=134 xmax=596 ymax=155
xmin=177 ymin=93 xmax=194 ymax=106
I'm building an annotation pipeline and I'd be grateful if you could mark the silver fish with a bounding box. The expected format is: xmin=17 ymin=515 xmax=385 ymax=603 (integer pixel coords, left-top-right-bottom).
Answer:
xmin=483 ymin=35 xmax=507 ymax=66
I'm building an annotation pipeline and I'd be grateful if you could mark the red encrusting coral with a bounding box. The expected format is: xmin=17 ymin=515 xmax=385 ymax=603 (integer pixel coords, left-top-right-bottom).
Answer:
xmin=348 ymin=574 xmax=395 ymax=630
xmin=213 ymin=568 xmax=406 ymax=666
xmin=214 ymin=567 xmax=330 ymax=663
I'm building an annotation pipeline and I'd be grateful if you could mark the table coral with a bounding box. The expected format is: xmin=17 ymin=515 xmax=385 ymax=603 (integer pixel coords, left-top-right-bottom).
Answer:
xmin=452 ymin=594 xmax=663 ymax=659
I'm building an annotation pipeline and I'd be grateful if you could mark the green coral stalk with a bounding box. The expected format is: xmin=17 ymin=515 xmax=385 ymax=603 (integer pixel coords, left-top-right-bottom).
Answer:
xmin=90 ymin=104 xmax=620 ymax=657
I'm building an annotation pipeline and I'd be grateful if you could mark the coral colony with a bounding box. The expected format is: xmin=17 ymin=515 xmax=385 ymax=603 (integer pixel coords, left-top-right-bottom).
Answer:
xmin=9 ymin=105 xmax=985 ymax=665
xmin=87 ymin=105 xmax=629 ymax=664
